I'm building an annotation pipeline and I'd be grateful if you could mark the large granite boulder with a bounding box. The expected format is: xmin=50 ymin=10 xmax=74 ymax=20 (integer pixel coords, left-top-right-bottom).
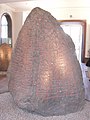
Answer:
xmin=8 ymin=7 xmax=85 ymax=116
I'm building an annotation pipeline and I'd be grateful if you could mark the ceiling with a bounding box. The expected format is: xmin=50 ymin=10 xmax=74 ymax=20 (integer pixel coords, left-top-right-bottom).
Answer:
xmin=6 ymin=0 xmax=48 ymax=11
xmin=0 ymin=0 xmax=90 ymax=12
xmin=0 ymin=0 xmax=36 ymax=11
xmin=1 ymin=0 xmax=71 ymax=12
xmin=0 ymin=0 xmax=28 ymax=3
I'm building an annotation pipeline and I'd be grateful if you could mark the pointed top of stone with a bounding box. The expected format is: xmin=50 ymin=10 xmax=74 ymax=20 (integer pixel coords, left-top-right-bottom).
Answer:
xmin=24 ymin=6 xmax=59 ymax=29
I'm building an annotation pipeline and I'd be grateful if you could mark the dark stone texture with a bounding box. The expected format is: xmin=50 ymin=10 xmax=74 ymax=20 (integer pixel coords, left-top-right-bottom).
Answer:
xmin=8 ymin=7 xmax=85 ymax=116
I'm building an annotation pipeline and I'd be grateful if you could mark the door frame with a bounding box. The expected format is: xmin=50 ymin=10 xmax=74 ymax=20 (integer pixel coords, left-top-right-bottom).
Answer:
xmin=58 ymin=20 xmax=86 ymax=63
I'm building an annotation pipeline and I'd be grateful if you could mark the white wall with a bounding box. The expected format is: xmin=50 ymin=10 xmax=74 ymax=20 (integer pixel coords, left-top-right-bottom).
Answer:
xmin=12 ymin=12 xmax=23 ymax=45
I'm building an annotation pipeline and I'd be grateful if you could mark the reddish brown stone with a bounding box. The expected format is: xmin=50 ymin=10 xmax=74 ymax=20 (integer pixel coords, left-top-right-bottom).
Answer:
xmin=8 ymin=7 xmax=85 ymax=116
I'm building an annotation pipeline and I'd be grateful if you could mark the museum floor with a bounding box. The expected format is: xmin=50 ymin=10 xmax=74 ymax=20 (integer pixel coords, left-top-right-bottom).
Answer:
xmin=0 ymin=63 xmax=90 ymax=120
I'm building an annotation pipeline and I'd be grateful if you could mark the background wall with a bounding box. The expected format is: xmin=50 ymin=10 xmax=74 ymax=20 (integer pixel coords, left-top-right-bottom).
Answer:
xmin=12 ymin=12 xmax=23 ymax=46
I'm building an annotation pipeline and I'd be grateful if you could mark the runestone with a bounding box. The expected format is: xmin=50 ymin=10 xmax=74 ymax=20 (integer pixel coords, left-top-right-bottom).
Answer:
xmin=8 ymin=7 xmax=85 ymax=116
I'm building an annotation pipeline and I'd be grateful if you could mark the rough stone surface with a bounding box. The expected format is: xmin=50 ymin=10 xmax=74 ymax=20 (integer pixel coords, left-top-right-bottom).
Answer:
xmin=8 ymin=7 xmax=85 ymax=116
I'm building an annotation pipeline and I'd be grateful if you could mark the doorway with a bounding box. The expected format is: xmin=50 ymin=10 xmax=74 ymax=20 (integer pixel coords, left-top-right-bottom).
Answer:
xmin=59 ymin=20 xmax=86 ymax=63
xmin=61 ymin=24 xmax=82 ymax=63
xmin=1 ymin=13 xmax=12 ymax=47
